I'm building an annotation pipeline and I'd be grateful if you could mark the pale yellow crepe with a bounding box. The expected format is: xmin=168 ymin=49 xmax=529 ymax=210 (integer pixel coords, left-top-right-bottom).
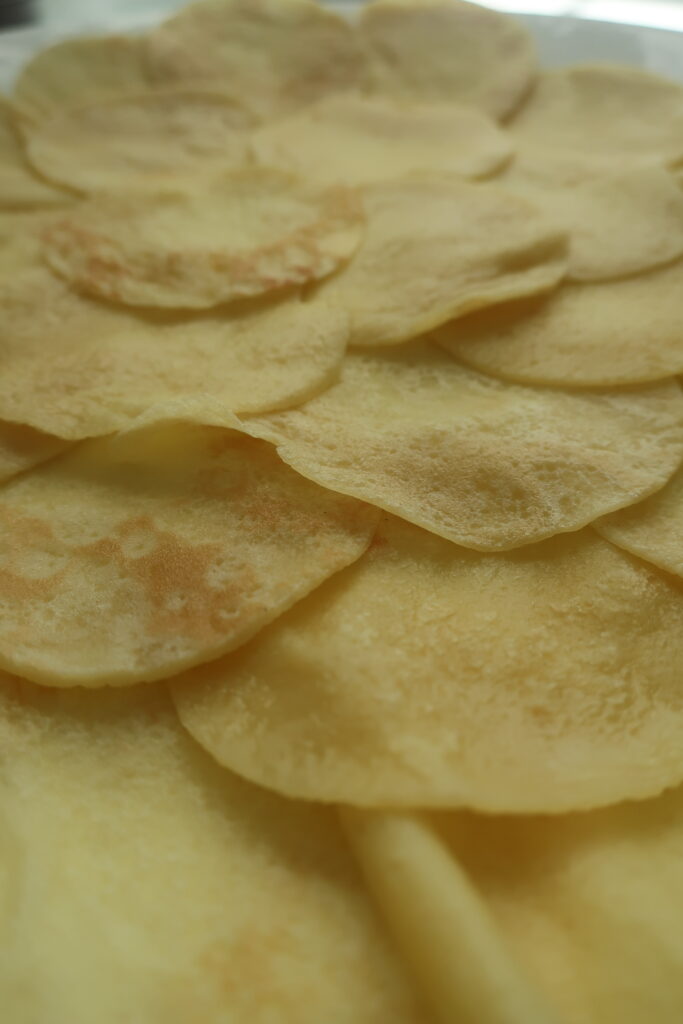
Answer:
xmin=251 ymin=94 xmax=513 ymax=187
xmin=0 ymin=414 xmax=376 ymax=687
xmin=596 ymin=465 xmax=683 ymax=580
xmin=43 ymin=170 xmax=363 ymax=309
xmin=0 ymin=422 xmax=68 ymax=484
xmin=437 ymin=783 xmax=683 ymax=1024
xmin=359 ymin=0 xmax=536 ymax=120
xmin=242 ymin=342 xmax=683 ymax=551
xmin=0 ymin=100 xmax=70 ymax=210
xmin=510 ymin=65 xmax=683 ymax=164
xmin=12 ymin=34 xmax=153 ymax=121
xmin=0 ymin=267 xmax=348 ymax=439
xmin=172 ymin=516 xmax=683 ymax=813
xmin=499 ymin=158 xmax=683 ymax=281
xmin=0 ymin=210 xmax=60 ymax=274
xmin=23 ymin=90 xmax=257 ymax=196
xmin=0 ymin=677 xmax=426 ymax=1024
xmin=438 ymin=260 xmax=683 ymax=387
xmin=315 ymin=176 xmax=566 ymax=347
xmin=145 ymin=0 xmax=366 ymax=117
xmin=341 ymin=809 xmax=560 ymax=1024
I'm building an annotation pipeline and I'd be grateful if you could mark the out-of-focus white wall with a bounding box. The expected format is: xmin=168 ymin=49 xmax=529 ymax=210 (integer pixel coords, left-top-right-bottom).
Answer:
xmin=33 ymin=0 xmax=683 ymax=32
xmin=35 ymin=0 xmax=185 ymax=29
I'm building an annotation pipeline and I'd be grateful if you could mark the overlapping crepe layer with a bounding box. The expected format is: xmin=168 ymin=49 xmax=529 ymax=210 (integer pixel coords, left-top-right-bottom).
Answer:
xmin=3 ymin=1 xmax=683 ymax=1022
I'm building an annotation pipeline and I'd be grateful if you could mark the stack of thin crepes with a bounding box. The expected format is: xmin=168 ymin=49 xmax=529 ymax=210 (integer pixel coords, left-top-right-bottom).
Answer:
xmin=3 ymin=0 xmax=683 ymax=1021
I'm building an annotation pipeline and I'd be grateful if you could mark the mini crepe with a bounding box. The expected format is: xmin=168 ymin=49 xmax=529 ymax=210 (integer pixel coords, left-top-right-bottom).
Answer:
xmin=144 ymin=0 xmax=366 ymax=117
xmin=12 ymin=34 xmax=153 ymax=121
xmin=0 ymin=414 xmax=377 ymax=686
xmin=359 ymin=0 xmax=536 ymax=120
xmin=437 ymin=260 xmax=683 ymax=387
xmin=437 ymin=784 xmax=683 ymax=1024
xmin=0 ymin=268 xmax=348 ymax=439
xmin=0 ymin=678 xmax=425 ymax=1023
xmin=242 ymin=342 xmax=683 ymax=551
xmin=498 ymin=159 xmax=683 ymax=282
xmin=172 ymin=515 xmax=683 ymax=814
xmin=596 ymin=465 xmax=683 ymax=581
xmin=509 ymin=65 xmax=683 ymax=164
xmin=250 ymin=94 xmax=513 ymax=187
xmin=43 ymin=170 xmax=363 ymax=309
xmin=314 ymin=176 xmax=567 ymax=348
xmin=22 ymin=91 xmax=257 ymax=196
xmin=0 ymin=102 xmax=69 ymax=210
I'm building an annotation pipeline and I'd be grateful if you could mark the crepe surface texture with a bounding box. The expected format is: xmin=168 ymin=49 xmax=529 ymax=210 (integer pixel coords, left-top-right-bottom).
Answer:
xmin=0 ymin=679 xmax=427 ymax=1024
xmin=2 ymin=1 xmax=683 ymax=1022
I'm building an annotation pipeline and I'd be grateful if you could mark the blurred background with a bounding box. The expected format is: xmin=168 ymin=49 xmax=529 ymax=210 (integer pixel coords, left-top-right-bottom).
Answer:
xmin=0 ymin=0 xmax=681 ymax=31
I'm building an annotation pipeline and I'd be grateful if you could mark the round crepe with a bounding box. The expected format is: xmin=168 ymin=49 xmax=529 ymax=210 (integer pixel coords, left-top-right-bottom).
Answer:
xmin=438 ymin=784 xmax=683 ymax=1024
xmin=172 ymin=515 xmax=683 ymax=814
xmin=251 ymin=94 xmax=512 ymax=187
xmin=243 ymin=342 xmax=683 ymax=551
xmin=359 ymin=0 xmax=536 ymax=120
xmin=12 ymin=34 xmax=153 ymax=122
xmin=144 ymin=0 xmax=366 ymax=118
xmin=510 ymin=65 xmax=683 ymax=164
xmin=43 ymin=170 xmax=363 ymax=309
xmin=0 ymin=414 xmax=377 ymax=687
xmin=596 ymin=465 xmax=683 ymax=581
xmin=0 ymin=677 xmax=425 ymax=1024
xmin=315 ymin=176 xmax=567 ymax=348
xmin=0 ymin=101 xmax=70 ymax=210
xmin=499 ymin=157 xmax=683 ymax=282
xmin=438 ymin=260 xmax=683 ymax=387
xmin=0 ymin=266 xmax=348 ymax=440
xmin=23 ymin=91 xmax=257 ymax=196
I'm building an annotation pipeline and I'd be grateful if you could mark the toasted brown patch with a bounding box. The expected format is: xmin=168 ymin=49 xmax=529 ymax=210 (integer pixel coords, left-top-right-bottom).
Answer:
xmin=43 ymin=171 xmax=363 ymax=309
xmin=0 ymin=420 xmax=377 ymax=686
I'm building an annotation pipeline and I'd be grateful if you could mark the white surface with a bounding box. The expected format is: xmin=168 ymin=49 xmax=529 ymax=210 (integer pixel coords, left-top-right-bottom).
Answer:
xmin=1 ymin=3 xmax=683 ymax=92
